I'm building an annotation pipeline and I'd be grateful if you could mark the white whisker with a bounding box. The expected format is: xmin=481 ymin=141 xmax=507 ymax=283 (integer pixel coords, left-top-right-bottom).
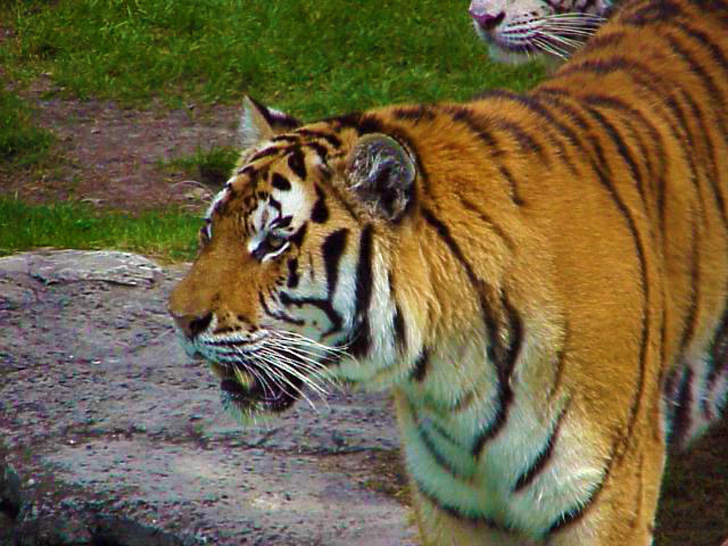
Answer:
xmin=258 ymin=348 xmax=329 ymax=397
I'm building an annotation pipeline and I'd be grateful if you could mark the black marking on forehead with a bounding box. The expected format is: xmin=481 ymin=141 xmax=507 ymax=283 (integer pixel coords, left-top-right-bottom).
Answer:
xmin=271 ymin=134 xmax=301 ymax=143
xmin=250 ymin=146 xmax=282 ymax=162
xmin=296 ymin=129 xmax=342 ymax=148
xmin=311 ymin=185 xmax=330 ymax=224
xmin=333 ymin=112 xmax=384 ymax=135
xmin=272 ymin=173 xmax=292 ymax=191
xmin=305 ymin=141 xmax=329 ymax=161
xmin=287 ymin=147 xmax=307 ymax=179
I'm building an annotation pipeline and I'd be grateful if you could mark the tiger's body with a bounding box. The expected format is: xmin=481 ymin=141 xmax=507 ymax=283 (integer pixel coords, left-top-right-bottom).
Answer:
xmin=469 ymin=0 xmax=615 ymax=64
xmin=169 ymin=0 xmax=728 ymax=543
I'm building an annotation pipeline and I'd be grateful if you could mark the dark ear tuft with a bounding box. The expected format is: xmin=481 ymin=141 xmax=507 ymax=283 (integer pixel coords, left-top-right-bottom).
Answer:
xmin=239 ymin=96 xmax=301 ymax=150
xmin=346 ymin=133 xmax=417 ymax=221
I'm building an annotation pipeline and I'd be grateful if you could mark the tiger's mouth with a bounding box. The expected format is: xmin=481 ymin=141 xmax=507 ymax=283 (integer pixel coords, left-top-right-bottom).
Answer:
xmin=209 ymin=361 xmax=302 ymax=414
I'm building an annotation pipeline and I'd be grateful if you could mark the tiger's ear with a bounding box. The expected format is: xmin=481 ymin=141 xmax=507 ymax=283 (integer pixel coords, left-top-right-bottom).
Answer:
xmin=346 ymin=133 xmax=417 ymax=222
xmin=239 ymin=96 xmax=301 ymax=150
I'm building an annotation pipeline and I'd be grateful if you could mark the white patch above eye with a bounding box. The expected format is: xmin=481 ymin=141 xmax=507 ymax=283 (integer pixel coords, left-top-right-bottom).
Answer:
xmin=202 ymin=186 xmax=232 ymax=239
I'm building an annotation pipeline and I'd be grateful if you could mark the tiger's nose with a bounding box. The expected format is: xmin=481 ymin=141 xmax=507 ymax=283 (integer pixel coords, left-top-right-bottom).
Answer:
xmin=170 ymin=310 xmax=213 ymax=339
xmin=469 ymin=10 xmax=506 ymax=30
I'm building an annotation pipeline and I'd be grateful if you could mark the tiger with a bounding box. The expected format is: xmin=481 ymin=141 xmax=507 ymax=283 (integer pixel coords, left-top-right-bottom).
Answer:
xmin=469 ymin=0 xmax=616 ymax=65
xmin=168 ymin=0 xmax=728 ymax=543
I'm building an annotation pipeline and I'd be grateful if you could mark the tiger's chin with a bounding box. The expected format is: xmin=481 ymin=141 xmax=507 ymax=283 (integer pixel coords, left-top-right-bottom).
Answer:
xmin=210 ymin=362 xmax=301 ymax=417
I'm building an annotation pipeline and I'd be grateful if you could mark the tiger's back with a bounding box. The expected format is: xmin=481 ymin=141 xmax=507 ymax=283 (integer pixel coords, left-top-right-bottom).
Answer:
xmin=169 ymin=1 xmax=728 ymax=544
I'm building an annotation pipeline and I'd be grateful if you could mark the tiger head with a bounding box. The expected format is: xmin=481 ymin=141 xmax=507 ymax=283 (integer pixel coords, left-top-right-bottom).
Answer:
xmin=168 ymin=98 xmax=425 ymax=419
xmin=468 ymin=0 xmax=615 ymax=64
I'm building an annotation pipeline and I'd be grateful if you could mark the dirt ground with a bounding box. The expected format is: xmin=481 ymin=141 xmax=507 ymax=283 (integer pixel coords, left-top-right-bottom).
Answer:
xmin=2 ymin=92 xmax=240 ymax=211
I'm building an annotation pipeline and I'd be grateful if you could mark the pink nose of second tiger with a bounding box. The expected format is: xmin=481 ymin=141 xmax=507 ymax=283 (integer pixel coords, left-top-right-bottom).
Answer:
xmin=468 ymin=8 xmax=506 ymax=31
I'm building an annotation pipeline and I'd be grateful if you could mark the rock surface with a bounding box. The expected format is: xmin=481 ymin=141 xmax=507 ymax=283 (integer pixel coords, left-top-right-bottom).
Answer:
xmin=0 ymin=250 xmax=416 ymax=545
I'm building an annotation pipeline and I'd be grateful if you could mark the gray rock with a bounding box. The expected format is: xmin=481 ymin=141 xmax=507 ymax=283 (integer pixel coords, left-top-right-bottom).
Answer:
xmin=0 ymin=250 xmax=415 ymax=546
xmin=0 ymin=249 xmax=162 ymax=286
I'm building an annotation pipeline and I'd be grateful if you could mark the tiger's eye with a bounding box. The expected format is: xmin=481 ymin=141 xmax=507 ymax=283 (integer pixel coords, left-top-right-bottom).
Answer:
xmin=266 ymin=232 xmax=286 ymax=250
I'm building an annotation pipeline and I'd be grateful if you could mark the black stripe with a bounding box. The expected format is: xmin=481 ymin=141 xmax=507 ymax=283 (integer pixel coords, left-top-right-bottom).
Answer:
xmin=440 ymin=105 xmax=501 ymax=151
xmin=678 ymin=218 xmax=700 ymax=353
xmin=393 ymin=304 xmax=407 ymax=352
xmin=687 ymin=0 xmax=728 ymax=14
xmin=707 ymin=308 xmax=728 ymax=396
xmin=349 ymin=225 xmax=375 ymax=359
xmin=499 ymin=166 xmax=525 ymax=206
xmin=548 ymin=479 xmax=604 ymax=534
xmin=411 ymin=349 xmax=430 ymax=382
xmin=279 ymin=292 xmax=343 ymax=338
xmin=391 ymin=274 xmax=408 ymax=354
xmin=547 ymin=74 xmax=703 ymax=235
xmin=287 ymin=147 xmax=307 ymax=179
xmin=670 ymin=367 xmax=694 ymax=448
xmin=675 ymin=21 xmax=728 ymax=77
xmin=296 ymin=128 xmax=342 ymax=148
xmin=490 ymin=117 xmax=549 ymax=165
xmin=305 ymin=141 xmax=330 ymax=162
xmin=664 ymin=34 xmax=728 ymax=140
xmin=474 ymin=90 xmax=581 ymax=175
xmin=676 ymin=89 xmax=728 ymax=229
xmin=530 ymin=90 xmax=613 ymax=194
xmin=620 ymin=0 xmax=683 ymax=25
xmin=548 ymin=327 xmax=569 ymax=402
xmin=582 ymin=105 xmax=646 ymax=205
xmin=417 ymin=420 xmax=471 ymax=479
xmin=274 ymin=215 xmax=293 ymax=229
xmin=581 ymin=94 xmax=667 ymax=218
xmin=271 ymin=173 xmax=291 ymax=191
xmin=420 ymin=207 xmax=500 ymax=365
xmin=290 ymin=223 xmax=307 ymax=248
xmin=321 ymin=229 xmax=348 ymax=296
xmin=271 ymin=134 xmax=300 ymax=143
xmin=258 ymin=293 xmax=304 ymax=326
xmin=471 ymin=296 xmax=523 ymax=457
xmin=392 ymin=105 xmax=436 ymax=122
xmin=513 ymin=401 xmax=570 ymax=492
xmin=577 ymin=31 xmax=628 ymax=55
xmin=311 ymin=185 xmax=330 ymax=223
xmin=250 ymin=146 xmax=282 ymax=162
xmin=286 ymin=258 xmax=300 ymax=289
xmin=420 ymin=208 xmax=521 ymax=448
xmin=412 ymin=478 xmax=503 ymax=530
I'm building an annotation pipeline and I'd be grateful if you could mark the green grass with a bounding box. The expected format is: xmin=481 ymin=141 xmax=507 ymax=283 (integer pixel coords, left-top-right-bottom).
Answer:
xmin=0 ymin=0 xmax=544 ymax=117
xmin=0 ymin=197 xmax=199 ymax=261
xmin=0 ymin=86 xmax=54 ymax=166
xmin=161 ymin=145 xmax=239 ymax=188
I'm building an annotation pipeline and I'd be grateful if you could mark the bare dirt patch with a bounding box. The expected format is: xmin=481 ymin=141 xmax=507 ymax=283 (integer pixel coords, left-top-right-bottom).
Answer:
xmin=2 ymin=95 xmax=240 ymax=212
